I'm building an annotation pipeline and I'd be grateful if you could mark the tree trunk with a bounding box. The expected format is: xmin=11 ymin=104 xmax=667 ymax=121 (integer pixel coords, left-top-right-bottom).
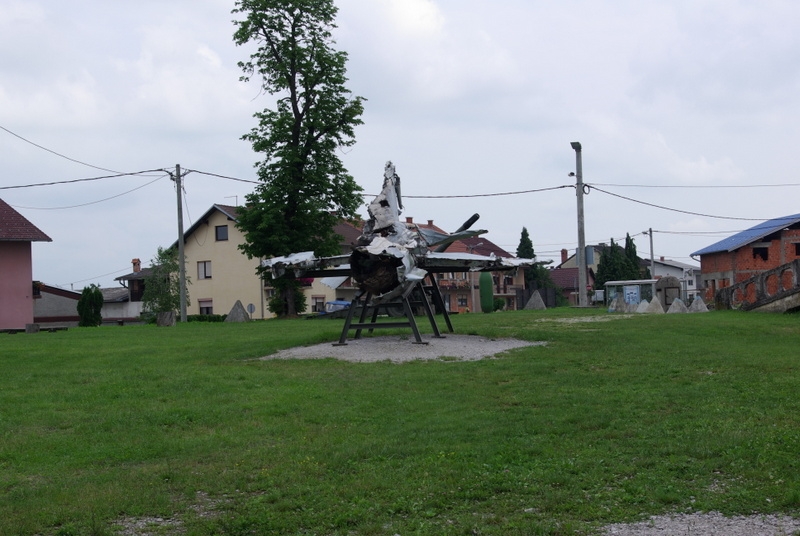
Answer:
xmin=283 ymin=286 xmax=297 ymax=317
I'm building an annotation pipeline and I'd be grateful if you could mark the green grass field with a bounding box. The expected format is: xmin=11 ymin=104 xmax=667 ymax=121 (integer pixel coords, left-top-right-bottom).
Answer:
xmin=1 ymin=309 xmax=799 ymax=535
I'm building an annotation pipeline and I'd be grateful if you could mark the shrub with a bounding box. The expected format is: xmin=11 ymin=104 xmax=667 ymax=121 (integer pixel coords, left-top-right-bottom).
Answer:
xmin=77 ymin=284 xmax=103 ymax=327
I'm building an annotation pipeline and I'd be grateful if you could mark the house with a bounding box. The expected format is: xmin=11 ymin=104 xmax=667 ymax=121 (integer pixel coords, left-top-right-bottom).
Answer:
xmin=123 ymin=206 xmax=527 ymax=319
xmin=549 ymin=266 xmax=597 ymax=305
xmin=32 ymin=284 xmax=80 ymax=326
xmin=0 ymin=198 xmax=52 ymax=330
xmin=100 ymin=283 xmax=143 ymax=323
xmin=556 ymin=245 xmax=606 ymax=274
xmin=691 ymin=213 xmax=800 ymax=302
xmin=410 ymin=217 xmax=528 ymax=312
xmin=156 ymin=205 xmax=365 ymax=318
xmin=649 ymin=257 xmax=701 ymax=301
xmin=114 ymin=258 xmax=151 ymax=320
xmin=162 ymin=204 xmax=268 ymax=318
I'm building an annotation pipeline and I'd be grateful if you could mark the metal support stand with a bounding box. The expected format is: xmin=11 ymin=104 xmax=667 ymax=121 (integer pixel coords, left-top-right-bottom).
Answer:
xmin=333 ymin=277 xmax=449 ymax=345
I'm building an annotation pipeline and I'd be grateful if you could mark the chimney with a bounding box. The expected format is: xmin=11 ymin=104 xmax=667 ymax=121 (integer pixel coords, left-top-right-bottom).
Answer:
xmin=132 ymin=258 xmax=141 ymax=273
xmin=660 ymin=256 xmax=665 ymax=261
xmin=405 ymin=216 xmax=413 ymax=224
xmin=561 ymin=249 xmax=568 ymax=264
xmin=427 ymin=219 xmax=434 ymax=227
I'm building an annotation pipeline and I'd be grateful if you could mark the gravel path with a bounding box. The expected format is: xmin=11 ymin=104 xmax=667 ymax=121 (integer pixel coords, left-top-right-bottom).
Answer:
xmin=261 ymin=334 xmax=546 ymax=363
xmin=600 ymin=512 xmax=800 ymax=535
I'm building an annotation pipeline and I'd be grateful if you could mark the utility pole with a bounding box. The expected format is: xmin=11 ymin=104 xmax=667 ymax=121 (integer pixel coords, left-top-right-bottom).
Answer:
xmin=644 ymin=227 xmax=655 ymax=299
xmin=174 ymin=164 xmax=188 ymax=322
xmin=571 ymin=142 xmax=588 ymax=307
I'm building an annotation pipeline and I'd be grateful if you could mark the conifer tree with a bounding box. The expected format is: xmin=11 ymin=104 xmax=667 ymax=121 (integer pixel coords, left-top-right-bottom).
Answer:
xmin=77 ymin=284 xmax=103 ymax=327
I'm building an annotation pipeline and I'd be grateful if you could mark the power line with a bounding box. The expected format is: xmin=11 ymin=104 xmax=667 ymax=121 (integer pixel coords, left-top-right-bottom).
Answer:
xmin=189 ymin=168 xmax=573 ymax=199
xmin=186 ymin=169 xmax=260 ymax=184
xmin=10 ymin=174 xmax=168 ymax=210
xmin=589 ymin=185 xmax=766 ymax=221
xmin=58 ymin=266 xmax=135 ymax=289
xmin=404 ymin=185 xmax=572 ymax=199
xmin=592 ymin=182 xmax=800 ymax=189
xmin=0 ymin=169 xmax=165 ymax=191
xmin=2 ymin=123 xmax=126 ymax=173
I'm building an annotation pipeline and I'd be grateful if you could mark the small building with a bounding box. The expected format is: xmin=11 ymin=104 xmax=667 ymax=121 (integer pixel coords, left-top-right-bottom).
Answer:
xmin=692 ymin=213 xmax=800 ymax=302
xmin=411 ymin=217 xmax=527 ymax=312
xmin=604 ymin=279 xmax=657 ymax=306
xmin=114 ymin=258 xmax=150 ymax=319
xmin=648 ymin=257 xmax=701 ymax=301
xmin=604 ymin=276 xmax=687 ymax=308
xmin=549 ymin=266 xmax=597 ymax=305
xmin=33 ymin=284 xmax=80 ymax=326
xmin=0 ymin=199 xmax=52 ymax=330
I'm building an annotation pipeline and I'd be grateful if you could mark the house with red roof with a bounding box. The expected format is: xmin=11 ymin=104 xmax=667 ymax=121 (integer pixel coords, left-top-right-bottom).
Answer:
xmin=410 ymin=217 xmax=527 ymax=312
xmin=0 ymin=199 xmax=52 ymax=330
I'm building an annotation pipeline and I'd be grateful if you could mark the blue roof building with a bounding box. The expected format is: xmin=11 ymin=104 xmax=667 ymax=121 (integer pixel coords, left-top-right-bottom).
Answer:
xmin=692 ymin=214 xmax=800 ymax=303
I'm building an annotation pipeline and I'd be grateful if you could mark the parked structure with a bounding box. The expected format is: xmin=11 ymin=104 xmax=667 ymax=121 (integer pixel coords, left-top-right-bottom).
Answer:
xmin=0 ymin=199 xmax=52 ymax=330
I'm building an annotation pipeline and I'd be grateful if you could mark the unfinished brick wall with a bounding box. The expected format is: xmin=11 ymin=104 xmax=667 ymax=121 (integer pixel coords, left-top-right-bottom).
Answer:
xmin=699 ymin=227 xmax=800 ymax=302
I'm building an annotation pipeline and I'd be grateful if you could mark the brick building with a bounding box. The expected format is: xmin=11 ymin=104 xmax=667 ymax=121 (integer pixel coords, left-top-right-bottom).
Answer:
xmin=692 ymin=213 xmax=800 ymax=301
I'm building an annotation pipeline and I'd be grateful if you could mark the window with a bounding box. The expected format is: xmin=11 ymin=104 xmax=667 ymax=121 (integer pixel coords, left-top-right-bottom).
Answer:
xmin=457 ymin=294 xmax=468 ymax=307
xmin=198 ymin=261 xmax=212 ymax=279
xmin=198 ymin=299 xmax=213 ymax=315
xmin=215 ymin=225 xmax=228 ymax=241
xmin=752 ymin=247 xmax=769 ymax=262
xmin=795 ymin=243 xmax=800 ymax=256
xmin=311 ymin=296 xmax=325 ymax=313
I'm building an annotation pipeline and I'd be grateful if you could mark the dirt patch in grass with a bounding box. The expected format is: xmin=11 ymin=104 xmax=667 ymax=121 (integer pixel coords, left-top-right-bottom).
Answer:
xmin=260 ymin=334 xmax=546 ymax=363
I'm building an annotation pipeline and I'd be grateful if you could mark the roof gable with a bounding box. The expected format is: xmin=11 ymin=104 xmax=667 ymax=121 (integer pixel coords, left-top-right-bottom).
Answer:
xmin=0 ymin=198 xmax=52 ymax=242
xmin=691 ymin=213 xmax=800 ymax=256
xmin=170 ymin=204 xmax=241 ymax=250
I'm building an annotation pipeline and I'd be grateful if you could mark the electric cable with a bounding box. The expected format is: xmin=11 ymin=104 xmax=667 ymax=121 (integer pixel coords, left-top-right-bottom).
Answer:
xmin=0 ymin=170 xmax=166 ymax=191
xmin=591 ymin=182 xmax=800 ymax=189
xmin=589 ymin=185 xmax=767 ymax=221
xmin=9 ymin=174 xmax=168 ymax=210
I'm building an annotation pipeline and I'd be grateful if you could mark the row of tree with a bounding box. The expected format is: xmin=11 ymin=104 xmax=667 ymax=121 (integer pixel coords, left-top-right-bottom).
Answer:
xmin=594 ymin=233 xmax=650 ymax=289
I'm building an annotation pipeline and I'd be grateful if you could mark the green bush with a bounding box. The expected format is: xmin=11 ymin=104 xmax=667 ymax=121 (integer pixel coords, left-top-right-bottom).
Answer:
xmin=187 ymin=314 xmax=227 ymax=323
xmin=76 ymin=284 xmax=103 ymax=327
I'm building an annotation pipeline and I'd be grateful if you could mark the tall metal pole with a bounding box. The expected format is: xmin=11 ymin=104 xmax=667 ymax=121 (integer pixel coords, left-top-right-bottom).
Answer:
xmin=647 ymin=227 xmax=655 ymax=300
xmin=175 ymin=164 xmax=188 ymax=322
xmin=571 ymin=142 xmax=588 ymax=307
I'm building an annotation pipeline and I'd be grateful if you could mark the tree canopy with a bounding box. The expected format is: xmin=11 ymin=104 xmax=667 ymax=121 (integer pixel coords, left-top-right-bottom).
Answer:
xmin=594 ymin=235 xmax=642 ymax=288
xmin=232 ymin=0 xmax=365 ymax=316
xmin=142 ymin=247 xmax=189 ymax=315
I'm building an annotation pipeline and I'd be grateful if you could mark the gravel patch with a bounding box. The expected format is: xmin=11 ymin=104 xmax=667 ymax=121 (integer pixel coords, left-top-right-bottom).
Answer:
xmin=600 ymin=512 xmax=800 ymax=535
xmin=261 ymin=334 xmax=545 ymax=363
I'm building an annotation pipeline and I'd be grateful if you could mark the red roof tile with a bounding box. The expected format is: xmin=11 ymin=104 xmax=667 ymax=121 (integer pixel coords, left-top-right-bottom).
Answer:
xmin=0 ymin=198 xmax=52 ymax=242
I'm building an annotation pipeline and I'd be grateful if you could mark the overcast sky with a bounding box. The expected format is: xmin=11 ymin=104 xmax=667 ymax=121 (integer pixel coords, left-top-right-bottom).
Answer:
xmin=3 ymin=0 xmax=800 ymax=290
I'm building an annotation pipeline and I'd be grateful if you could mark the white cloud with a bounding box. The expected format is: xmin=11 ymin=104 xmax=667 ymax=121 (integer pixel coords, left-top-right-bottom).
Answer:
xmin=385 ymin=0 xmax=444 ymax=37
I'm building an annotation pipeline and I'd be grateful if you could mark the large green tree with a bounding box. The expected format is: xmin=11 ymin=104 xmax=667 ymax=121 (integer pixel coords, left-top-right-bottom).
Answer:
xmin=232 ymin=0 xmax=365 ymax=316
